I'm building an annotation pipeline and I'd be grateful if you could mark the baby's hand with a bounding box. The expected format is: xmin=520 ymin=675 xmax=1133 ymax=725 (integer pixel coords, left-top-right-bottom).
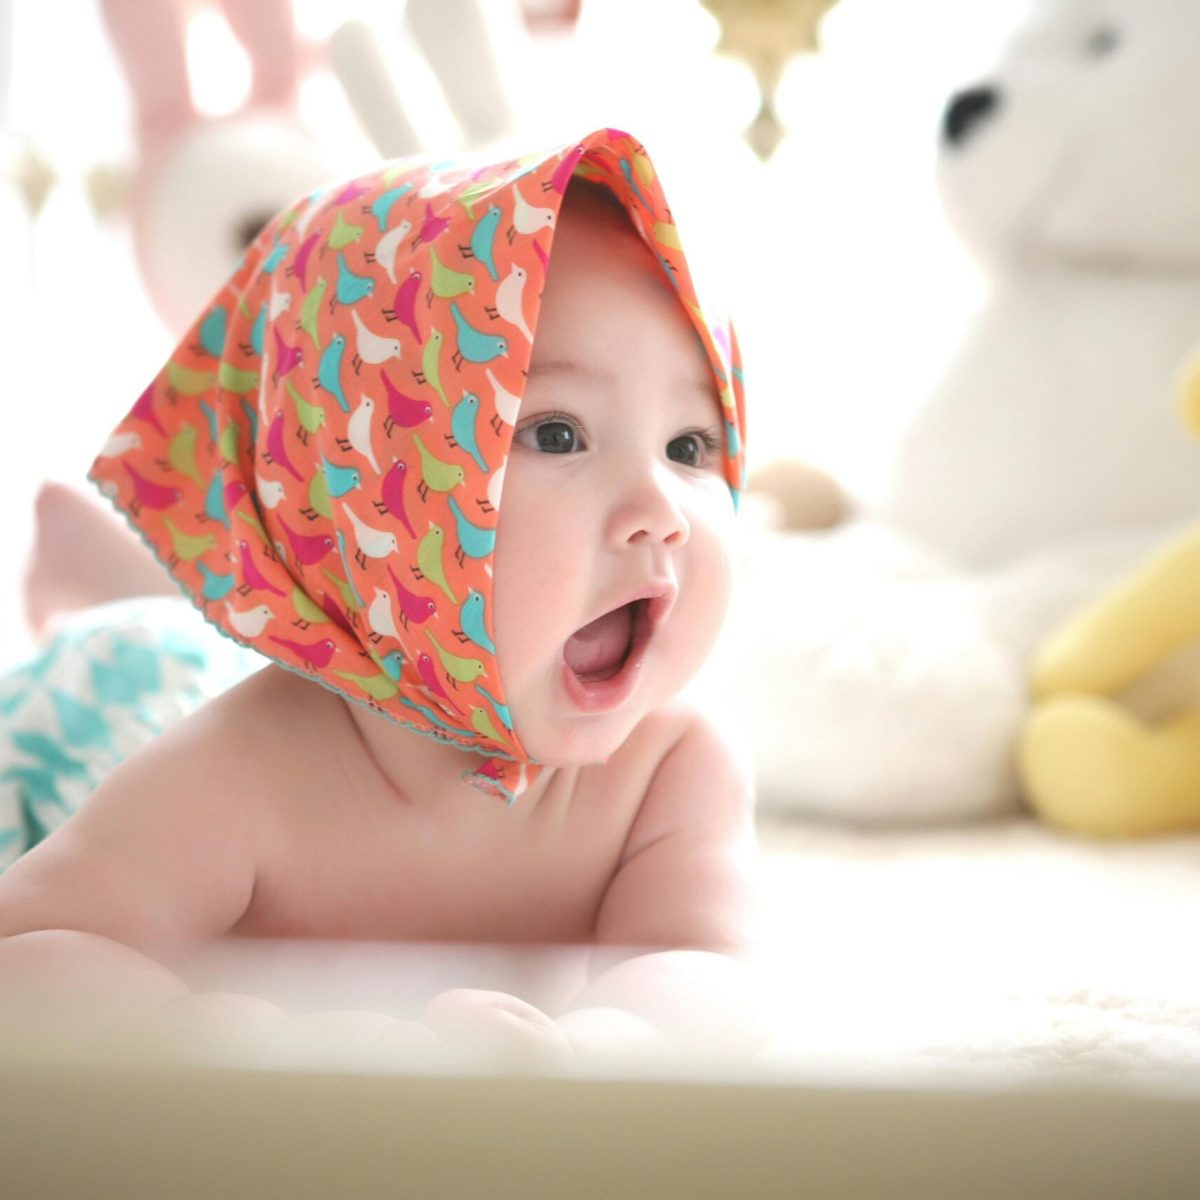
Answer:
xmin=422 ymin=988 xmax=574 ymax=1068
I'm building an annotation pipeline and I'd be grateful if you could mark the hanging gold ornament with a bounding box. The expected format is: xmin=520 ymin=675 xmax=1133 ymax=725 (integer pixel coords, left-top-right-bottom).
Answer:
xmin=700 ymin=0 xmax=840 ymax=159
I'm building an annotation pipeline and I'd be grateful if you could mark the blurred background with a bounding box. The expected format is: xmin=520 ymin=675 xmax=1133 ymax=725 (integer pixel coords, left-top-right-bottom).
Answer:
xmin=0 ymin=0 xmax=1032 ymax=670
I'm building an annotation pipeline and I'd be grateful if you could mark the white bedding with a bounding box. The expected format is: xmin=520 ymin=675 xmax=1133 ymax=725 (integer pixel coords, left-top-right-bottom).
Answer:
xmin=755 ymin=814 xmax=1200 ymax=1086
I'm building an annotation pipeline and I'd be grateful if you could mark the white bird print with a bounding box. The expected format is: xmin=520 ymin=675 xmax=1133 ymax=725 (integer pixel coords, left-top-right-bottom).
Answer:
xmin=348 ymin=395 xmax=381 ymax=474
xmin=343 ymin=503 xmax=398 ymax=564
xmin=418 ymin=176 xmax=453 ymax=200
xmin=511 ymin=185 xmax=555 ymax=236
xmin=486 ymin=367 xmax=521 ymax=427
xmin=367 ymin=587 xmax=402 ymax=642
xmin=350 ymin=309 xmax=402 ymax=369
xmin=225 ymin=602 xmax=273 ymax=638
xmin=494 ymin=264 xmax=532 ymax=341
xmin=487 ymin=457 xmax=505 ymax=513
xmin=269 ymin=290 xmax=292 ymax=320
xmin=257 ymin=478 xmax=287 ymax=509
xmin=98 ymin=431 xmax=141 ymax=457
xmin=375 ymin=218 xmax=413 ymax=284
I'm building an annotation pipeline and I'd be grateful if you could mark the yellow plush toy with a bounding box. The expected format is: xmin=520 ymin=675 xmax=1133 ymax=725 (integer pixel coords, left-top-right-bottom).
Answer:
xmin=1020 ymin=355 xmax=1200 ymax=836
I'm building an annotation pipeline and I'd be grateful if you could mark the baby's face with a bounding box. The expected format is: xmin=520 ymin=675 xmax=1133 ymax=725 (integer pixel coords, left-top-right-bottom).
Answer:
xmin=492 ymin=188 xmax=736 ymax=766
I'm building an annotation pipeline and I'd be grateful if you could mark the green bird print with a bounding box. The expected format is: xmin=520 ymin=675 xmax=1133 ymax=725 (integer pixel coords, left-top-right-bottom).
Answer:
xmin=165 ymin=360 xmax=216 ymax=398
xmin=287 ymin=379 xmax=326 ymax=443
xmin=426 ymin=629 xmax=486 ymax=685
xmin=218 ymin=419 xmax=240 ymax=466
xmin=427 ymin=245 xmax=475 ymax=303
xmin=290 ymin=585 xmax=330 ymax=629
xmin=329 ymin=208 xmax=365 ymax=250
xmin=469 ymin=705 xmax=511 ymax=751
xmin=415 ymin=522 xmax=457 ymax=604
xmin=415 ymin=328 xmax=449 ymax=407
xmin=218 ymin=361 xmax=261 ymax=396
xmin=320 ymin=566 xmax=362 ymax=615
xmin=298 ymin=276 xmax=328 ymax=350
xmin=163 ymin=422 xmax=202 ymax=488
xmin=162 ymin=516 xmax=216 ymax=563
xmin=333 ymin=668 xmax=398 ymax=702
xmin=412 ymin=432 xmax=466 ymax=500
xmin=301 ymin=469 xmax=333 ymax=521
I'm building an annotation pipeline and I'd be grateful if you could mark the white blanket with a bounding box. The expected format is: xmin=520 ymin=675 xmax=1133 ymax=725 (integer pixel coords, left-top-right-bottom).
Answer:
xmin=755 ymin=815 xmax=1200 ymax=1086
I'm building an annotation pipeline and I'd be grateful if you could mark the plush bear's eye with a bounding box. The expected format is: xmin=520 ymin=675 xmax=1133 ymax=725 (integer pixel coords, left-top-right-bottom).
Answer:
xmin=1084 ymin=26 xmax=1120 ymax=57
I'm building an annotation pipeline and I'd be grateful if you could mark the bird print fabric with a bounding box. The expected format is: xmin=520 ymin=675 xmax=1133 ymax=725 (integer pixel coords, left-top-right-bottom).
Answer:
xmin=89 ymin=127 xmax=748 ymax=804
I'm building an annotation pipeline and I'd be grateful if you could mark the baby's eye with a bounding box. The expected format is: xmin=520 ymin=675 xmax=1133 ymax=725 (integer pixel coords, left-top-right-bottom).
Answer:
xmin=667 ymin=429 xmax=723 ymax=469
xmin=516 ymin=417 xmax=582 ymax=454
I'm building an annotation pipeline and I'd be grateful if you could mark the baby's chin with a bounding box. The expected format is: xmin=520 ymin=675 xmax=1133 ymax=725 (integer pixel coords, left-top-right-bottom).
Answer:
xmin=512 ymin=708 xmax=644 ymax=772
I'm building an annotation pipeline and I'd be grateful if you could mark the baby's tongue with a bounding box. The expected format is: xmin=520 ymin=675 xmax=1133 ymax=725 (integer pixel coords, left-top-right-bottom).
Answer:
xmin=564 ymin=604 xmax=633 ymax=679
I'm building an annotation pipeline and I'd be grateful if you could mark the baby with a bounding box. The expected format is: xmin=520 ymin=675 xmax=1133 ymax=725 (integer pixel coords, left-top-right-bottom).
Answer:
xmin=0 ymin=128 xmax=757 ymax=1061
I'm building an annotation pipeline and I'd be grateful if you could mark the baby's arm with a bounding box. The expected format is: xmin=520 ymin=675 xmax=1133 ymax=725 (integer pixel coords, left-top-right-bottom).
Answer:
xmin=558 ymin=709 xmax=763 ymax=1056
xmin=0 ymin=693 xmax=260 ymax=1021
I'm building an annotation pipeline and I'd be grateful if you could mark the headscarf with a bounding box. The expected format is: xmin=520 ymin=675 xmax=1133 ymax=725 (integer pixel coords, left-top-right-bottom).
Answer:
xmin=89 ymin=127 xmax=747 ymax=803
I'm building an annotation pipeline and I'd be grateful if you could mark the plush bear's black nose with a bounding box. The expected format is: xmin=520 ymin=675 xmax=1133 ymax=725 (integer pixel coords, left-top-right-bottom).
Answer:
xmin=942 ymin=86 xmax=1000 ymax=147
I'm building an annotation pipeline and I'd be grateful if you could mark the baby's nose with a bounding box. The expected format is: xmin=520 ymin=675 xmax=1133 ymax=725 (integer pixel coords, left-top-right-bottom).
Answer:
xmin=608 ymin=468 xmax=690 ymax=549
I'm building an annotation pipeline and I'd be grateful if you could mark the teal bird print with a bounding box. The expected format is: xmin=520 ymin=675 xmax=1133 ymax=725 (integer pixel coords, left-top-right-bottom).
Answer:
xmin=198 ymin=559 xmax=237 ymax=602
xmin=415 ymin=328 xmax=449 ymax=407
xmin=239 ymin=397 xmax=259 ymax=443
xmin=334 ymin=530 xmax=365 ymax=608
xmin=426 ymin=629 xmax=486 ymax=685
xmin=333 ymin=253 xmax=374 ymax=310
xmin=203 ymin=468 xmax=230 ymax=528
xmin=415 ymin=522 xmax=457 ymax=604
xmin=262 ymin=239 xmax=288 ymax=273
xmin=412 ymin=432 xmax=466 ymax=500
xmin=316 ymin=333 xmax=350 ymax=412
xmin=321 ymin=452 xmax=362 ymax=498
xmin=448 ymin=302 xmax=507 ymax=369
xmin=375 ymin=649 xmax=405 ymax=681
xmin=197 ymin=306 xmax=228 ymax=358
xmin=198 ymin=398 xmax=220 ymax=447
xmin=456 ymin=588 xmax=494 ymax=654
xmin=618 ymin=158 xmax=649 ymax=208
xmin=461 ymin=203 xmax=502 ymax=281
xmin=474 ymin=685 xmax=512 ymax=733
xmin=448 ymin=392 xmax=488 ymax=472
xmin=368 ymin=182 xmax=413 ymax=231
xmin=446 ymin=495 xmax=495 ymax=565
xmin=397 ymin=694 xmax=469 ymax=738
xmin=298 ymin=276 xmax=327 ymax=350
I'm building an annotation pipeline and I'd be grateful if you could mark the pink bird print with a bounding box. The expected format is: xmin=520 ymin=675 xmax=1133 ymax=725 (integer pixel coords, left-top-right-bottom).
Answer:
xmin=332 ymin=181 xmax=371 ymax=206
xmin=321 ymin=592 xmax=356 ymax=638
xmin=375 ymin=459 xmax=417 ymax=537
xmin=386 ymin=563 xmax=437 ymax=629
xmin=236 ymin=538 xmax=287 ymax=597
xmin=386 ymin=271 xmax=424 ymax=345
xmin=380 ymin=368 xmax=432 ymax=433
xmin=269 ymin=635 xmax=338 ymax=671
xmin=547 ymin=145 xmax=586 ymax=195
xmin=287 ymin=230 xmax=322 ymax=291
xmin=131 ymin=382 xmax=166 ymax=438
xmin=413 ymin=202 xmax=450 ymax=248
xmin=278 ymin=516 xmax=336 ymax=567
xmin=264 ymin=410 xmax=305 ymax=482
xmin=416 ymin=651 xmax=462 ymax=713
xmin=121 ymin=462 xmax=181 ymax=513
xmin=272 ymin=326 xmax=304 ymax=384
xmin=223 ymin=479 xmax=248 ymax=509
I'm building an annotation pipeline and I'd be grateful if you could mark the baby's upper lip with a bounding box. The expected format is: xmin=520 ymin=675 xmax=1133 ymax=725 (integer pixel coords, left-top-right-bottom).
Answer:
xmin=587 ymin=579 xmax=678 ymax=635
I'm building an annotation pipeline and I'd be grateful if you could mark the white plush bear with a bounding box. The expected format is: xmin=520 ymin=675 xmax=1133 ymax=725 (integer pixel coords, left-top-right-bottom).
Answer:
xmin=733 ymin=0 xmax=1200 ymax=823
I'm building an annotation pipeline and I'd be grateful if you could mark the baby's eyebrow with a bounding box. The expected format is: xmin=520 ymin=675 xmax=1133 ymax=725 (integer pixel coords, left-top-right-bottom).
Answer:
xmin=530 ymin=358 xmax=718 ymax=404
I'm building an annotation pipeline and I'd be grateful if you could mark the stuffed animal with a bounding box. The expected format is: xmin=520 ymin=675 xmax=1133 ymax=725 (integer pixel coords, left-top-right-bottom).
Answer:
xmin=1019 ymin=354 xmax=1200 ymax=837
xmin=731 ymin=0 xmax=1200 ymax=823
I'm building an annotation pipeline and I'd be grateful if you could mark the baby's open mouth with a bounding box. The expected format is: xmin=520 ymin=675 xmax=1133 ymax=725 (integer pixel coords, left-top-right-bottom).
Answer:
xmin=563 ymin=600 xmax=648 ymax=682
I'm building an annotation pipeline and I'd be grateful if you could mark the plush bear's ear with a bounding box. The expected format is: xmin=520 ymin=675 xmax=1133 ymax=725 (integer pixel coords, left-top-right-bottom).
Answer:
xmin=746 ymin=459 xmax=849 ymax=531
